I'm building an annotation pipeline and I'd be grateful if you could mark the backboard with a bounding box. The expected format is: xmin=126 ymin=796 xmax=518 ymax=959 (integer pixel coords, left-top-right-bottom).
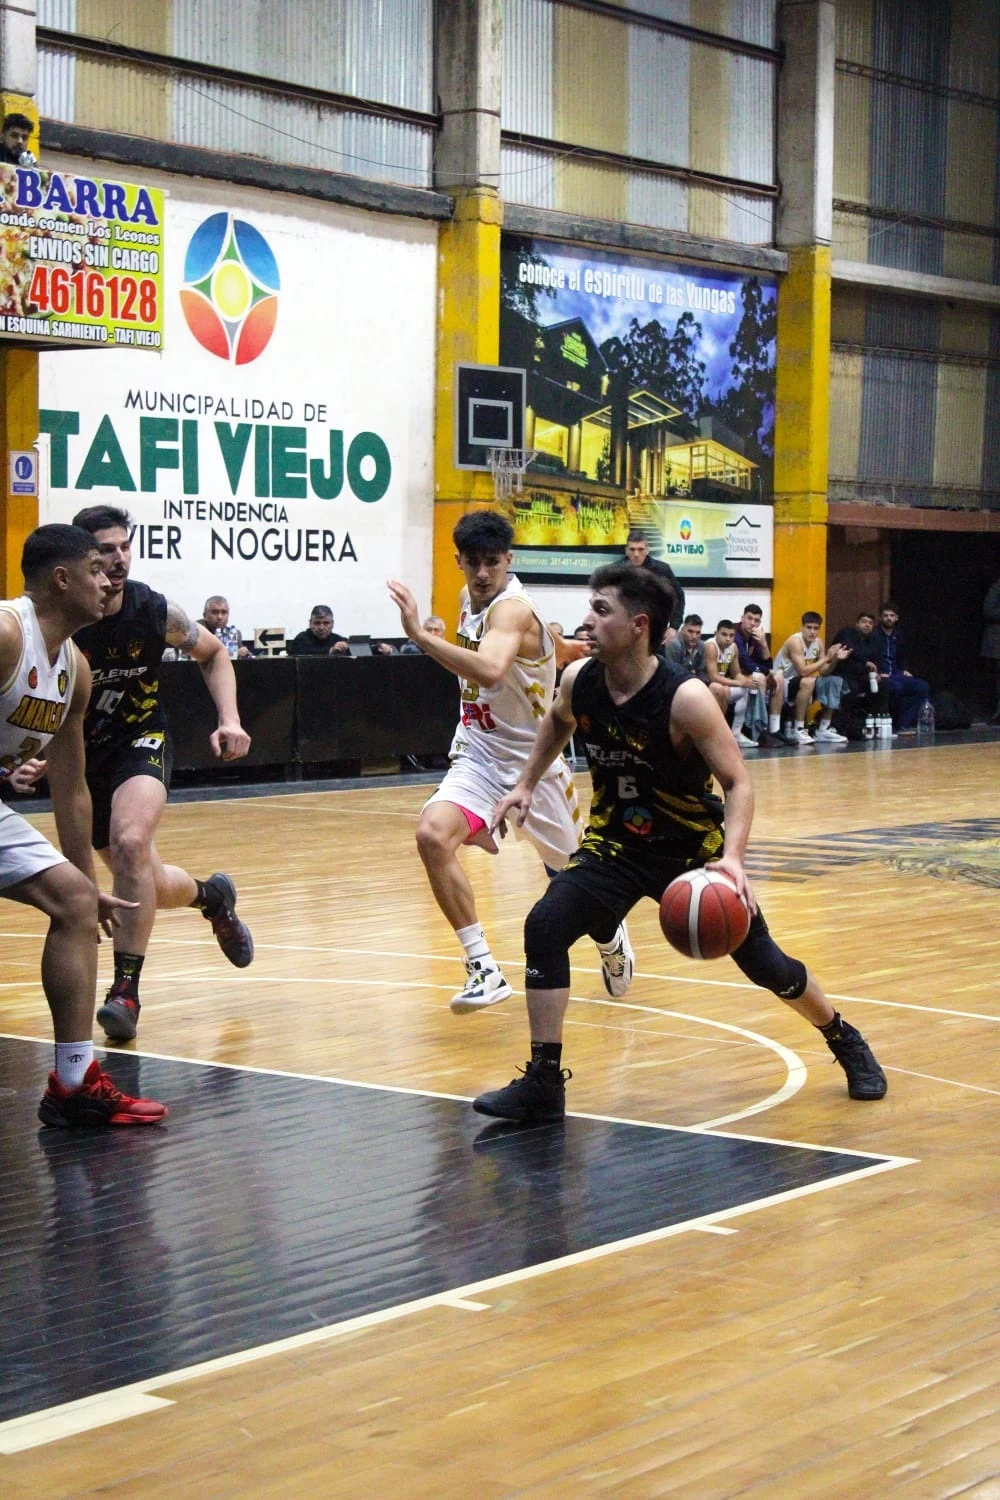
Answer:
xmin=454 ymin=363 xmax=526 ymax=471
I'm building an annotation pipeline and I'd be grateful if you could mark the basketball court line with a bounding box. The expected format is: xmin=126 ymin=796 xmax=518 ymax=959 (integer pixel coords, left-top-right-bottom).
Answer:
xmin=0 ymin=1155 xmax=911 ymax=1456
xmin=0 ymin=1028 xmax=915 ymax=1457
xmin=4 ymin=922 xmax=991 ymax=1028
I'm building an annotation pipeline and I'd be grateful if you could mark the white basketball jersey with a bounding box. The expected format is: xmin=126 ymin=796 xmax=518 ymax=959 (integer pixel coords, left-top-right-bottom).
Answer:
xmin=774 ymin=632 xmax=822 ymax=675
xmin=450 ymin=574 xmax=559 ymax=785
xmin=0 ymin=597 xmax=77 ymax=779
xmin=715 ymin=639 xmax=737 ymax=673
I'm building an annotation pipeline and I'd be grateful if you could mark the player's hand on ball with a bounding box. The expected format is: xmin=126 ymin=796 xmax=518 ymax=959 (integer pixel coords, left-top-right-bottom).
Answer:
xmin=706 ymin=856 xmax=756 ymax=914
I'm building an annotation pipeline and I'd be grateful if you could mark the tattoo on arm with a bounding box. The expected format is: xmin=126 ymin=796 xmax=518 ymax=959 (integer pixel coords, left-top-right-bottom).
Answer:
xmin=166 ymin=600 xmax=200 ymax=652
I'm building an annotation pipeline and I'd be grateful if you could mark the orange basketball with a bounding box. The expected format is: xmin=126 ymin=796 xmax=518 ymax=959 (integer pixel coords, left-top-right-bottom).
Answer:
xmin=659 ymin=869 xmax=750 ymax=960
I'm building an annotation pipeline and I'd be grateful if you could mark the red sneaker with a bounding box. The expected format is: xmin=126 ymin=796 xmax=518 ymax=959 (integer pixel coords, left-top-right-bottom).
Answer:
xmin=38 ymin=1060 xmax=168 ymax=1128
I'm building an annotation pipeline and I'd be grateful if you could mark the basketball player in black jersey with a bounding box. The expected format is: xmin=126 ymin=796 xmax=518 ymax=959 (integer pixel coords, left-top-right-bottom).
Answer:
xmin=475 ymin=564 xmax=887 ymax=1123
xmin=72 ymin=505 xmax=254 ymax=1042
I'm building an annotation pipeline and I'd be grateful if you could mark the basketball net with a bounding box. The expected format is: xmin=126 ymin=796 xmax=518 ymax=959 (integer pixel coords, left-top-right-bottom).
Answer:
xmin=487 ymin=447 xmax=536 ymax=500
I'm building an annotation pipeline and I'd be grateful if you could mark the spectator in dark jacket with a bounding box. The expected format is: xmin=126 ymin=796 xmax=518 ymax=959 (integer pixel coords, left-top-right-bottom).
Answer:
xmin=623 ymin=532 xmax=684 ymax=634
xmin=868 ymin=601 xmax=930 ymax=731
xmin=287 ymin=605 xmax=351 ymax=656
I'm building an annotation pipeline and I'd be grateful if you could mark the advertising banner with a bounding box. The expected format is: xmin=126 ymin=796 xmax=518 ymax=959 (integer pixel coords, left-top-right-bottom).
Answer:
xmin=39 ymin=165 xmax=436 ymax=637
xmin=0 ymin=164 xmax=165 ymax=347
xmin=500 ymin=235 xmax=777 ymax=579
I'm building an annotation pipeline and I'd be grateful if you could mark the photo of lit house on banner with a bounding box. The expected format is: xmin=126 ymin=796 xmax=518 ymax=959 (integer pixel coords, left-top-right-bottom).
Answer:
xmin=499 ymin=236 xmax=775 ymax=588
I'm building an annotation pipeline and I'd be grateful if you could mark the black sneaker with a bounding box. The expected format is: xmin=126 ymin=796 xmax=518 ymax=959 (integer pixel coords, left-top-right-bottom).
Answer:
xmin=825 ymin=1021 xmax=887 ymax=1100
xmin=473 ymin=1060 xmax=571 ymax=1122
xmin=202 ymin=873 xmax=254 ymax=968
xmin=757 ymin=730 xmax=785 ymax=748
xmin=96 ymin=982 xmax=140 ymax=1042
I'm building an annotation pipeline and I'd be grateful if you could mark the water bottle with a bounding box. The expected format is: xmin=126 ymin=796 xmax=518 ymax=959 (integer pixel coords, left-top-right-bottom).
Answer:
xmin=863 ymin=714 xmax=875 ymax=740
xmin=917 ymin=699 xmax=935 ymax=737
xmin=868 ymin=670 xmax=879 ymax=694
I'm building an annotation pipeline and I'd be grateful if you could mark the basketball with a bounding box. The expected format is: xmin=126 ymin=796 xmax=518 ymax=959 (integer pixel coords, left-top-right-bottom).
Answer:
xmin=658 ymin=869 xmax=750 ymax=960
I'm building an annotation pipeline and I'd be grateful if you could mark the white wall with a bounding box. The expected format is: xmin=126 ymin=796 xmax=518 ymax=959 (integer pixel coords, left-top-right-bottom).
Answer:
xmin=39 ymin=156 xmax=437 ymax=640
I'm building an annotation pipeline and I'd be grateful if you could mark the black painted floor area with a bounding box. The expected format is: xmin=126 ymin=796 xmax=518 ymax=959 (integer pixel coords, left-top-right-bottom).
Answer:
xmin=0 ymin=1040 xmax=886 ymax=1424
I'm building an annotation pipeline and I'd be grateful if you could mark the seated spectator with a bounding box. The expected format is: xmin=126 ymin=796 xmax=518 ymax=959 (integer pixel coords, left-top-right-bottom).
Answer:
xmin=733 ymin=603 xmax=785 ymax=747
xmin=831 ymin=611 xmax=882 ymax=734
xmin=773 ymin=612 xmax=851 ymax=744
xmin=664 ymin=614 xmax=709 ymax=680
xmin=199 ymin=595 xmax=253 ymax=659
xmin=287 ymin=605 xmax=351 ymax=656
xmin=400 ymin=615 xmax=446 ymax=654
xmin=704 ymin=619 xmax=752 ymax=747
xmin=868 ymin=600 xmax=930 ymax=731
xmin=571 ymin=624 xmax=590 ymax=641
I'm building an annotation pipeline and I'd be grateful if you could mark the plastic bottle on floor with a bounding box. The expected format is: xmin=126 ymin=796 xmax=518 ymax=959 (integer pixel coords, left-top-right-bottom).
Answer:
xmin=917 ymin=699 xmax=936 ymax=737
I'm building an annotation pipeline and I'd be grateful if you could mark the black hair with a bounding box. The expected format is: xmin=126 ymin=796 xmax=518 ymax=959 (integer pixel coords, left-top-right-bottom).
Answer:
xmin=309 ymin=605 xmax=333 ymax=619
xmin=3 ymin=113 xmax=33 ymax=133
xmin=72 ymin=504 xmax=133 ymax=534
xmin=453 ymin=510 xmax=514 ymax=556
xmin=801 ymin=611 xmax=822 ymax=626
xmin=626 ymin=529 xmax=647 ymax=544
xmin=716 ymin=619 xmax=735 ymax=632
xmin=22 ymin=523 xmax=98 ymax=585
xmin=742 ymin=603 xmax=763 ymax=617
xmin=857 ymin=610 xmax=875 ymax=622
xmin=588 ymin=563 xmax=675 ymax=651
xmin=683 ymin=613 xmax=703 ymax=627
xmin=880 ymin=600 xmax=899 ymax=614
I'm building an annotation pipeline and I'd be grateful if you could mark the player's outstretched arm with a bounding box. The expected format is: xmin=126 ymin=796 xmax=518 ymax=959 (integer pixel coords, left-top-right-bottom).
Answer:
xmin=387 ymin=581 xmax=532 ymax=689
xmin=672 ymin=678 xmax=756 ymax=910
xmin=492 ymin=661 xmax=582 ymax=831
xmin=169 ymin=602 xmax=251 ymax=760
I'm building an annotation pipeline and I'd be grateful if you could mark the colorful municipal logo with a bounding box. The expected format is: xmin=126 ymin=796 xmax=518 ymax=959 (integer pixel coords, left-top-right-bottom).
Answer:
xmin=679 ymin=518 xmax=693 ymax=541
xmin=180 ymin=213 xmax=279 ymax=365
xmin=623 ymin=805 xmax=653 ymax=837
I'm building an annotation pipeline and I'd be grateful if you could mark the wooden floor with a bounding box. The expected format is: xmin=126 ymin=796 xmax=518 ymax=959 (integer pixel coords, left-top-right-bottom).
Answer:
xmin=2 ymin=737 xmax=1000 ymax=1498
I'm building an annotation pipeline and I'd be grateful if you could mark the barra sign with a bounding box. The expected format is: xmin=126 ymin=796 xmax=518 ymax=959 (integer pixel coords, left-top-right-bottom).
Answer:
xmin=0 ymin=164 xmax=165 ymax=347
xmin=39 ymin=169 xmax=436 ymax=636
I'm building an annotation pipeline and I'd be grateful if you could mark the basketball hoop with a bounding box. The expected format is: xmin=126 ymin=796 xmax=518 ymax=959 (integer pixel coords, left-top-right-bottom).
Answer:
xmin=487 ymin=447 xmax=536 ymax=500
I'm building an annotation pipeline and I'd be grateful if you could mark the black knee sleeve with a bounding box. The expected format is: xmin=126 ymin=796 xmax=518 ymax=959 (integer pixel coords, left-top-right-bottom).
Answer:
xmin=524 ymin=875 xmax=613 ymax=990
xmin=732 ymin=910 xmax=808 ymax=1000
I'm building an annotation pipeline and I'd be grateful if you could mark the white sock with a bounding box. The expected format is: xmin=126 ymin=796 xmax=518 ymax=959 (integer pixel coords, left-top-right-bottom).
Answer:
xmin=55 ymin=1040 xmax=93 ymax=1090
xmin=794 ymin=720 xmax=805 ymax=731
xmin=731 ymin=689 xmax=749 ymax=732
xmin=456 ymin=921 xmax=492 ymax=968
xmin=769 ymin=714 xmax=780 ymax=732
xmin=597 ymin=927 xmax=623 ymax=954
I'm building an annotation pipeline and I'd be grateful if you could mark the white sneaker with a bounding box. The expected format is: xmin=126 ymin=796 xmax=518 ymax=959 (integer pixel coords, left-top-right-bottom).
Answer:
xmin=733 ymin=731 xmax=757 ymax=749
xmin=789 ymin=727 xmax=814 ymax=745
xmin=599 ymin=923 xmax=634 ymax=998
xmin=815 ymin=725 xmax=848 ymax=743
xmin=450 ymin=962 xmax=512 ymax=1015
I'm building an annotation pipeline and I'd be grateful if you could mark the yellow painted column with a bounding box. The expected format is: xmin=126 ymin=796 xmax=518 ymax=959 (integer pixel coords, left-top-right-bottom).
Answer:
xmin=0 ymin=347 xmax=40 ymax=597
xmin=771 ymin=244 xmax=831 ymax=649
xmin=431 ymin=188 xmax=503 ymax=634
xmin=0 ymin=96 xmax=41 ymax=594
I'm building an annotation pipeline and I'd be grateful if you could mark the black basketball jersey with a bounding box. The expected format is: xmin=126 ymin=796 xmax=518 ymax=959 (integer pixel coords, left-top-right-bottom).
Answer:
xmin=571 ymin=656 xmax=724 ymax=860
xmin=74 ymin=579 xmax=169 ymax=751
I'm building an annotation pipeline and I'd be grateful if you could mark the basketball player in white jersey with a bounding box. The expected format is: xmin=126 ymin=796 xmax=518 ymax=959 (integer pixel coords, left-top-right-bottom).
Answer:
xmin=0 ymin=524 xmax=166 ymax=1126
xmin=704 ymin=619 xmax=753 ymax=748
xmin=389 ymin=511 xmax=633 ymax=1014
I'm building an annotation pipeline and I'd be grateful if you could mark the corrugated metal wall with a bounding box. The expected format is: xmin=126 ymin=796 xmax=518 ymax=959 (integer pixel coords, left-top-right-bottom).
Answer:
xmin=500 ymin=0 xmax=777 ymax=244
xmin=36 ymin=0 xmax=435 ymax=188
xmin=830 ymin=289 xmax=1000 ymax=509
xmin=833 ymin=0 xmax=1000 ymax=284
